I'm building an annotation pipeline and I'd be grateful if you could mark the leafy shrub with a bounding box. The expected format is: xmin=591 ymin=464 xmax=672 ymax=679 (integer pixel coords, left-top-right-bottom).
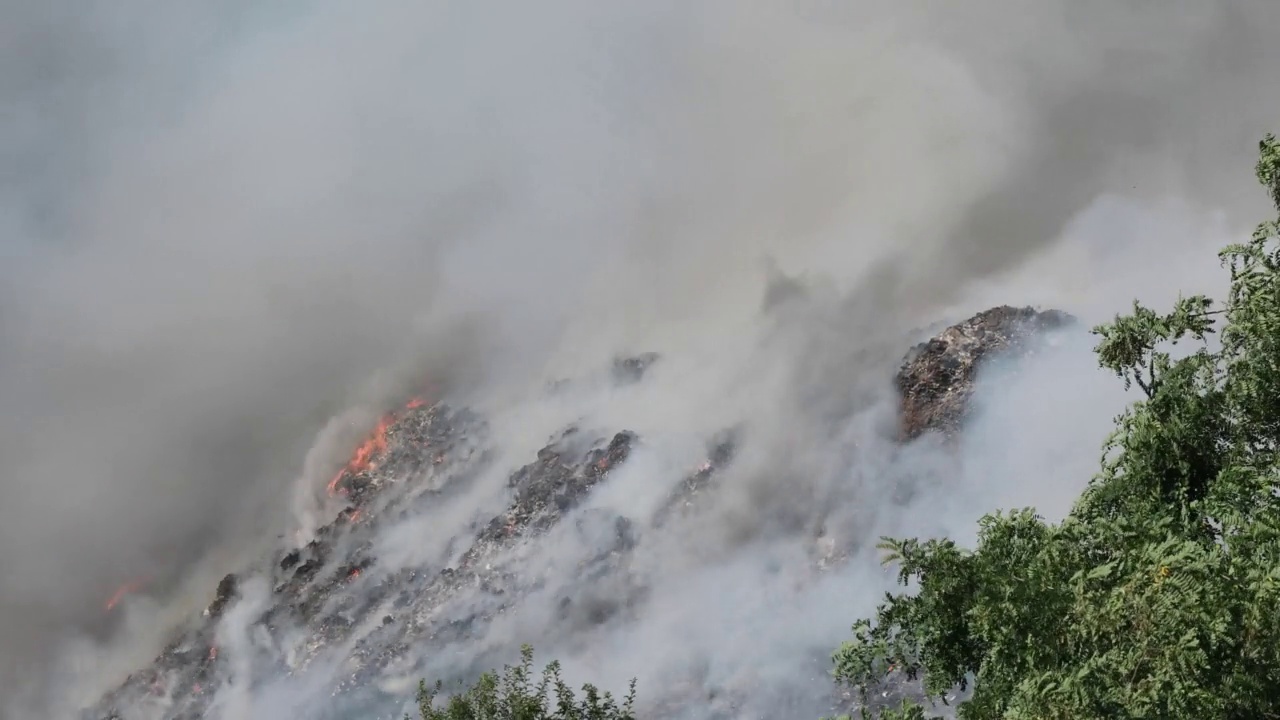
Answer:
xmin=412 ymin=646 xmax=636 ymax=720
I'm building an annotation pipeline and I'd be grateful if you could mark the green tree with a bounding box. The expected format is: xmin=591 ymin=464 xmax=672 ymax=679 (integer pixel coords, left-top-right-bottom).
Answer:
xmin=412 ymin=645 xmax=637 ymax=720
xmin=830 ymin=134 xmax=1280 ymax=719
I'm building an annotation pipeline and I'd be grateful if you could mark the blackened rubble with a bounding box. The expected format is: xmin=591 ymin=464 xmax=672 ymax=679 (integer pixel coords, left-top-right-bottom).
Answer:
xmin=336 ymin=426 xmax=640 ymax=697
xmin=92 ymin=401 xmax=490 ymax=720
xmin=90 ymin=305 xmax=1075 ymax=719
xmin=896 ymin=305 xmax=1074 ymax=441
xmin=205 ymin=573 xmax=238 ymax=619
xmin=799 ymin=307 xmax=1074 ymax=580
xmin=473 ymin=428 xmax=635 ymax=548
xmin=89 ymin=389 xmax=652 ymax=719
xmin=611 ymin=352 xmax=661 ymax=385
xmin=547 ymin=352 xmax=663 ymax=395
xmin=331 ymin=402 xmax=486 ymax=505
xmin=652 ymin=428 xmax=741 ymax=527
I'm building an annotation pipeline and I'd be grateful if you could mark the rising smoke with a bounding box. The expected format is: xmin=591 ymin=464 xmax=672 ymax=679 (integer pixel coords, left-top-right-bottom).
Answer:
xmin=2 ymin=1 xmax=1279 ymax=718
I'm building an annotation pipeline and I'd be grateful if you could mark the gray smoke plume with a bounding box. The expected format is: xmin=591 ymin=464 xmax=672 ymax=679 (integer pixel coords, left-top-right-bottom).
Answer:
xmin=2 ymin=1 xmax=1279 ymax=717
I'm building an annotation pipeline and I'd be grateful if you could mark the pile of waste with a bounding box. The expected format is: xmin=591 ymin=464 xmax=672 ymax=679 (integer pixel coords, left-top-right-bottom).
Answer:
xmin=896 ymin=306 xmax=1074 ymax=440
xmin=91 ymin=305 xmax=1069 ymax=720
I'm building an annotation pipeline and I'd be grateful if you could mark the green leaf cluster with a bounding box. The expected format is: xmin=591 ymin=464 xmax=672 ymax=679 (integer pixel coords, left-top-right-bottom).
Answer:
xmin=411 ymin=646 xmax=637 ymax=720
xmin=830 ymin=134 xmax=1280 ymax=719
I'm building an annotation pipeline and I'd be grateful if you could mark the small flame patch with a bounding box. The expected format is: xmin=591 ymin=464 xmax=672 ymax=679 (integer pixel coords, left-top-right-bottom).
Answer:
xmin=326 ymin=415 xmax=394 ymax=496
xmin=104 ymin=578 xmax=149 ymax=612
xmin=325 ymin=393 xmax=432 ymax=497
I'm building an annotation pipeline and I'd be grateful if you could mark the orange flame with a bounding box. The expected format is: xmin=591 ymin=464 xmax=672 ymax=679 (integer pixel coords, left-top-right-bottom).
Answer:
xmin=104 ymin=578 xmax=148 ymax=611
xmin=326 ymin=414 xmax=394 ymax=496
xmin=347 ymin=567 xmax=362 ymax=581
xmin=326 ymin=473 xmax=348 ymax=497
xmin=324 ymin=391 xmax=434 ymax=497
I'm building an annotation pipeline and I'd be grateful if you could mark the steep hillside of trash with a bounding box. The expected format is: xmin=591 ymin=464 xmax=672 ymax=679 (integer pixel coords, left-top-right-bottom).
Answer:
xmin=91 ymin=306 xmax=1070 ymax=720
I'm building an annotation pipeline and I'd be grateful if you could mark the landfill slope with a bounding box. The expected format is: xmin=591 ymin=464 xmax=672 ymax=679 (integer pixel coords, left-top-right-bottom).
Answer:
xmin=93 ymin=306 xmax=1069 ymax=720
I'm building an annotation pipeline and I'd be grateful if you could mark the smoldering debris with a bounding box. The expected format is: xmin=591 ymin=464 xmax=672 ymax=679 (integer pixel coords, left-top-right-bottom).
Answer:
xmin=9 ymin=3 xmax=1280 ymax=717
xmin=86 ymin=309 xmax=1062 ymax=720
xmin=897 ymin=306 xmax=1075 ymax=441
xmin=650 ymin=429 xmax=741 ymax=529
xmin=611 ymin=354 xmax=663 ymax=387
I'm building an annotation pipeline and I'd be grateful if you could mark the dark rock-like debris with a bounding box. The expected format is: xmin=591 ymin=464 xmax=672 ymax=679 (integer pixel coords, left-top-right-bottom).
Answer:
xmin=896 ymin=305 xmax=1074 ymax=441
xmin=90 ymin=306 xmax=1075 ymax=719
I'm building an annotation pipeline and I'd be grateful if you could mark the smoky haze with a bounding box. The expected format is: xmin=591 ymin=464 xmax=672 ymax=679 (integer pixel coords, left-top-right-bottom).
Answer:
xmin=2 ymin=0 xmax=1279 ymax=717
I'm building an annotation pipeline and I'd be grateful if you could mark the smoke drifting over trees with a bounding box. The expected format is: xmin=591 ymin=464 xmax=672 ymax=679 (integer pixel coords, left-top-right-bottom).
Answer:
xmin=3 ymin=2 xmax=1280 ymax=718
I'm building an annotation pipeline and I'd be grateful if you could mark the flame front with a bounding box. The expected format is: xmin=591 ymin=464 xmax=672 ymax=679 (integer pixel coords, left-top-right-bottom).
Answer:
xmin=324 ymin=394 xmax=431 ymax=497
xmin=326 ymin=414 xmax=394 ymax=496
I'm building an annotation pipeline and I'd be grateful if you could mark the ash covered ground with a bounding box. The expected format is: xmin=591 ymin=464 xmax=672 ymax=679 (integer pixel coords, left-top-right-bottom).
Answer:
xmin=89 ymin=307 xmax=1074 ymax=720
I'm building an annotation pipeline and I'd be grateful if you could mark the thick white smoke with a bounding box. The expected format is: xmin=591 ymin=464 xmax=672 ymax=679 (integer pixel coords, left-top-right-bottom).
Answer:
xmin=2 ymin=1 xmax=1278 ymax=717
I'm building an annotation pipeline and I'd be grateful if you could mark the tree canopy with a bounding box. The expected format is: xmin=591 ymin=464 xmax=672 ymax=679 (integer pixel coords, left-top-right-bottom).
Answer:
xmin=831 ymin=134 xmax=1280 ymax=719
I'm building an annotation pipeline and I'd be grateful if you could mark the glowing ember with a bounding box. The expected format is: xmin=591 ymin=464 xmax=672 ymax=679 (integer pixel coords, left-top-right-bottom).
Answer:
xmin=104 ymin=578 xmax=148 ymax=611
xmin=347 ymin=567 xmax=362 ymax=580
xmin=326 ymin=414 xmax=394 ymax=496
xmin=348 ymin=509 xmax=363 ymax=524
xmin=405 ymin=396 xmax=426 ymax=410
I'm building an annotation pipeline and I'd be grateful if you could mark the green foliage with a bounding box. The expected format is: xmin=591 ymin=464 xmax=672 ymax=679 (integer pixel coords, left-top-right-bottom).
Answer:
xmin=825 ymin=698 xmax=929 ymax=720
xmin=411 ymin=646 xmax=637 ymax=720
xmin=832 ymin=136 xmax=1280 ymax=719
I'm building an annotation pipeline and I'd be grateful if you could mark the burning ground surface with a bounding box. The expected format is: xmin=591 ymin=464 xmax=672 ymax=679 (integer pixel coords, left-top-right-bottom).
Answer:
xmin=89 ymin=306 xmax=1070 ymax=720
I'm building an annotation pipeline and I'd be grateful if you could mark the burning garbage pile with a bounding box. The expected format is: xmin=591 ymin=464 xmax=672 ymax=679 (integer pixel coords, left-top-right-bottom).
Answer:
xmin=90 ymin=308 xmax=1070 ymax=720
xmin=94 ymin=398 xmax=490 ymax=719
xmin=91 ymin=353 xmax=717 ymax=720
